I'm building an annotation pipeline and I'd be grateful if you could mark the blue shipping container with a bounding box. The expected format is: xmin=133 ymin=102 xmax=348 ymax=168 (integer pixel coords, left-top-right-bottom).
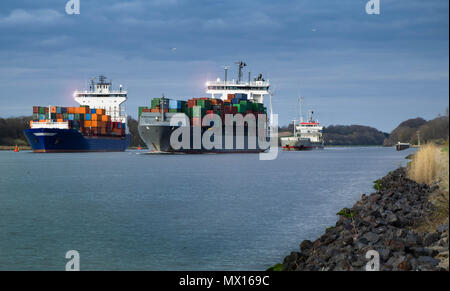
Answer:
xmin=68 ymin=114 xmax=74 ymax=121
xmin=169 ymin=100 xmax=178 ymax=109
xmin=85 ymin=114 xmax=91 ymax=120
xmin=235 ymin=93 xmax=247 ymax=100
xmin=91 ymin=109 xmax=96 ymax=114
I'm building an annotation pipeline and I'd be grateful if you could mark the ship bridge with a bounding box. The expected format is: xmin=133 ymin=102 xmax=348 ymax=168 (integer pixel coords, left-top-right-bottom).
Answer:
xmin=206 ymin=62 xmax=270 ymax=104
xmin=73 ymin=75 xmax=127 ymax=123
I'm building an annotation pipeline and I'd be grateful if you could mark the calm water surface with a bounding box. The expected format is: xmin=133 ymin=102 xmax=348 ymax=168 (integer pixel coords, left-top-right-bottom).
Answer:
xmin=0 ymin=147 xmax=416 ymax=270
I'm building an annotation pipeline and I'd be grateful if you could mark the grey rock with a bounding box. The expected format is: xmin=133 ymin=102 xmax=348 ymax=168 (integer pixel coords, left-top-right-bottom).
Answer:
xmin=410 ymin=247 xmax=438 ymax=257
xmin=437 ymin=224 xmax=449 ymax=233
xmin=363 ymin=232 xmax=380 ymax=244
xmin=300 ymin=240 xmax=313 ymax=253
xmin=418 ymin=256 xmax=439 ymax=266
xmin=378 ymin=248 xmax=391 ymax=262
xmin=423 ymin=232 xmax=441 ymax=246
xmin=386 ymin=213 xmax=399 ymax=226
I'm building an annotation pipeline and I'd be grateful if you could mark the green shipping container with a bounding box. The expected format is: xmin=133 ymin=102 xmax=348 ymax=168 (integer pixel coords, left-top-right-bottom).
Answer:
xmin=151 ymin=98 xmax=161 ymax=109
xmin=138 ymin=106 xmax=148 ymax=117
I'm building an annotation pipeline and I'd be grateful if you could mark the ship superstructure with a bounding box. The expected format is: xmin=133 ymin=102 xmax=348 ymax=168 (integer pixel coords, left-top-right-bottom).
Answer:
xmin=206 ymin=61 xmax=270 ymax=104
xmin=74 ymin=75 xmax=127 ymax=124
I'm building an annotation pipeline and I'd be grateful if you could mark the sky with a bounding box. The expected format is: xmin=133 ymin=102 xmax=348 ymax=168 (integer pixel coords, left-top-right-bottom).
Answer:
xmin=0 ymin=0 xmax=448 ymax=132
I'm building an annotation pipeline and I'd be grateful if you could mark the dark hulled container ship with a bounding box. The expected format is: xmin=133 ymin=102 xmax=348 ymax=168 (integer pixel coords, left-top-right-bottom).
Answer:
xmin=137 ymin=62 xmax=273 ymax=153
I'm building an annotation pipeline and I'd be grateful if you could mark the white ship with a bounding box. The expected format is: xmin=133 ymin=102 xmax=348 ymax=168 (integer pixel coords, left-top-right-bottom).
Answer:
xmin=280 ymin=96 xmax=324 ymax=151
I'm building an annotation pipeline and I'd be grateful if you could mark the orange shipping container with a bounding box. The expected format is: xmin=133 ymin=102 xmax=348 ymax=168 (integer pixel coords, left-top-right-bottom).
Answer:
xmin=57 ymin=119 xmax=64 ymax=123
xmin=51 ymin=106 xmax=57 ymax=113
xmin=78 ymin=107 xmax=89 ymax=114
xmin=97 ymin=109 xmax=105 ymax=115
xmin=91 ymin=114 xmax=99 ymax=121
xmin=101 ymin=115 xmax=110 ymax=122
xmin=84 ymin=121 xmax=92 ymax=127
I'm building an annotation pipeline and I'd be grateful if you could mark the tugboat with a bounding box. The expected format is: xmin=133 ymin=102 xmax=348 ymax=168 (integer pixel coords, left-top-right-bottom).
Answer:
xmin=280 ymin=96 xmax=324 ymax=151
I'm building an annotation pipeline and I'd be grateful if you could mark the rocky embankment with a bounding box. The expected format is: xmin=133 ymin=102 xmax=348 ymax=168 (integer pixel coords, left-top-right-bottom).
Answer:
xmin=282 ymin=168 xmax=449 ymax=271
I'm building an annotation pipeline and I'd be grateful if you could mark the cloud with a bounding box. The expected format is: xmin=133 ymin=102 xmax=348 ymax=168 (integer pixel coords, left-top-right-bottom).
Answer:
xmin=0 ymin=9 xmax=63 ymax=25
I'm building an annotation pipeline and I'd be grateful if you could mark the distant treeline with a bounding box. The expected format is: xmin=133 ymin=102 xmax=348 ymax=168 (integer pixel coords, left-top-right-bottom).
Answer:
xmin=323 ymin=125 xmax=388 ymax=146
xmin=0 ymin=116 xmax=32 ymax=146
xmin=384 ymin=112 xmax=449 ymax=146
xmin=2 ymin=112 xmax=448 ymax=148
xmin=127 ymin=117 xmax=145 ymax=148
xmin=279 ymin=124 xmax=388 ymax=146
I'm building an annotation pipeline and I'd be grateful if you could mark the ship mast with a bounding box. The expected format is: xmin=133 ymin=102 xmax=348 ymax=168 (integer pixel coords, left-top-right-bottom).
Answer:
xmin=298 ymin=95 xmax=304 ymax=123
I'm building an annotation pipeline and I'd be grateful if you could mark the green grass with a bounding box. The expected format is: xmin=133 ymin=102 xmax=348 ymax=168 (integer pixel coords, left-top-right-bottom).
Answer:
xmin=266 ymin=263 xmax=284 ymax=271
xmin=336 ymin=208 xmax=355 ymax=219
xmin=373 ymin=179 xmax=384 ymax=191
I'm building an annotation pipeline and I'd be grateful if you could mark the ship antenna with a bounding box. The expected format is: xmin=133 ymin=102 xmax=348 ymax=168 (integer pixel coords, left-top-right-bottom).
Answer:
xmin=235 ymin=61 xmax=247 ymax=84
xmin=90 ymin=77 xmax=95 ymax=91
xmin=299 ymin=94 xmax=304 ymax=123
xmin=224 ymin=66 xmax=228 ymax=84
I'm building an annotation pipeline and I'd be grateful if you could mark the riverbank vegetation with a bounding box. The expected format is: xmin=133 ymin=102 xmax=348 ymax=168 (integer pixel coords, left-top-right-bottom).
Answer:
xmin=0 ymin=116 xmax=32 ymax=146
xmin=409 ymin=142 xmax=449 ymax=231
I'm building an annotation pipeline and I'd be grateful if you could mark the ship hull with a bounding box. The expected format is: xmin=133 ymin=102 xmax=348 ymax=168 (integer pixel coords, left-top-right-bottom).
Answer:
xmin=24 ymin=128 xmax=130 ymax=152
xmin=138 ymin=124 xmax=266 ymax=154
xmin=280 ymin=136 xmax=324 ymax=151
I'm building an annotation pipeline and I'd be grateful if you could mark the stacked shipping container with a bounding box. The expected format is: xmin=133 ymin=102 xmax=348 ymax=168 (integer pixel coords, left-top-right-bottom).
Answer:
xmin=138 ymin=95 xmax=267 ymax=127
xmin=30 ymin=106 xmax=126 ymax=136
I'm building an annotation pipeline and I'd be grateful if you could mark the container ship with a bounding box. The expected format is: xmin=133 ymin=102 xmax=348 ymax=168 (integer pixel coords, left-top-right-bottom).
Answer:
xmin=280 ymin=96 xmax=324 ymax=151
xmin=24 ymin=76 xmax=130 ymax=152
xmin=138 ymin=62 xmax=272 ymax=153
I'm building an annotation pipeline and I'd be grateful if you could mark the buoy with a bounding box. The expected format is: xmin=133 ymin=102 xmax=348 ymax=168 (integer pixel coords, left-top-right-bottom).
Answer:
xmin=137 ymin=145 xmax=142 ymax=150
xmin=14 ymin=145 xmax=19 ymax=152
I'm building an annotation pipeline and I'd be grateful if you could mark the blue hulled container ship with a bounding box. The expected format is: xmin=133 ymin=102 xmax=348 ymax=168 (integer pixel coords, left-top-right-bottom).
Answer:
xmin=24 ymin=76 xmax=130 ymax=153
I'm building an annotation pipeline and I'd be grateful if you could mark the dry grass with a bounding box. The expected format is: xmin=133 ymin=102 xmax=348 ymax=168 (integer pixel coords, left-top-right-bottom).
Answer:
xmin=408 ymin=143 xmax=439 ymax=184
xmin=410 ymin=142 xmax=449 ymax=232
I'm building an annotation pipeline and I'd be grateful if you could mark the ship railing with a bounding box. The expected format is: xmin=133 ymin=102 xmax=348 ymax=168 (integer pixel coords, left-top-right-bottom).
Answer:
xmin=206 ymin=80 xmax=270 ymax=87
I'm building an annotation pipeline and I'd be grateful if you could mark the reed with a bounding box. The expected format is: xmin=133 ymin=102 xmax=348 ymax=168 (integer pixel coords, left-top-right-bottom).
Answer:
xmin=408 ymin=143 xmax=438 ymax=185
xmin=410 ymin=141 xmax=449 ymax=231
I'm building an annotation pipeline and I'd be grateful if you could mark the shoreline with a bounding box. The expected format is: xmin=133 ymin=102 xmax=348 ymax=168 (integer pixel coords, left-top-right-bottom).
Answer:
xmin=276 ymin=166 xmax=449 ymax=271
xmin=0 ymin=145 xmax=31 ymax=151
